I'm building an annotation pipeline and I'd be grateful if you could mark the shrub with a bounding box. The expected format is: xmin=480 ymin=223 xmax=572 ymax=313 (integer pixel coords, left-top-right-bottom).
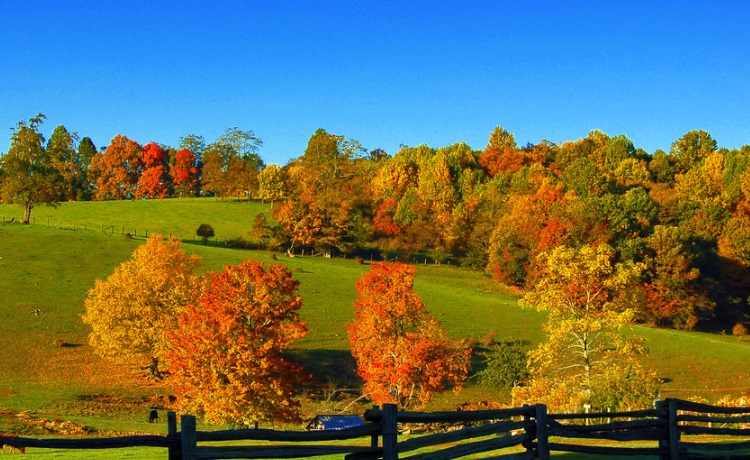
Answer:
xmin=732 ymin=322 xmax=748 ymax=336
xmin=196 ymin=223 xmax=215 ymax=245
xmin=476 ymin=340 xmax=529 ymax=390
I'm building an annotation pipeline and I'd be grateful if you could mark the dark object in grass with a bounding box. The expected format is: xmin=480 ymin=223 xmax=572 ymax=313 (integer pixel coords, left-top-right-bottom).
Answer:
xmin=149 ymin=409 xmax=158 ymax=423
xmin=196 ymin=223 xmax=215 ymax=245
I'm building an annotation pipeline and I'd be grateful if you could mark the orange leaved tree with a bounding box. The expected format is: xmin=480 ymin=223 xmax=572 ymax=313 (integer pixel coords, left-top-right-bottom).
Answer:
xmin=82 ymin=235 xmax=202 ymax=377
xmin=348 ymin=262 xmax=470 ymax=408
xmin=167 ymin=260 xmax=309 ymax=427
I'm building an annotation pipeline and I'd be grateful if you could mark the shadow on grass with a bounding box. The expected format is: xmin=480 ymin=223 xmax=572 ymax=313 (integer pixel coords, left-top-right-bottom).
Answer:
xmin=294 ymin=349 xmax=360 ymax=388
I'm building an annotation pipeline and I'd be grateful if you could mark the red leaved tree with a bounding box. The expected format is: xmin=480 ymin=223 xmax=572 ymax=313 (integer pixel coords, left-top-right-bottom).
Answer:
xmin=170 ymin=148 xmax=199 ymax=197
xmin=167 ymin=260 xmax=308 ymax=426
xmin=135 ymin=142 xmax=170 ymax=199
xmin=348 ymin=263 xmax=470 ymax=408
xmin=90 ymin=134 xmax=143 ymax=200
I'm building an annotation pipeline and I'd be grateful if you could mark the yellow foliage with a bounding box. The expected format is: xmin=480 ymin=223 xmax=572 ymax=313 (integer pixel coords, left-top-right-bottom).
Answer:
xmin=82 ymin=235 xmax=202 ymax=376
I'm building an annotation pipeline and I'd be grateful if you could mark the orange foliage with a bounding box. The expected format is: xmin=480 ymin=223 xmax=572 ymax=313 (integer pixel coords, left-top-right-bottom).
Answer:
xmin=136 ymin=143 xmax=169 ymax=199
xmin=171 ymin=149 xmax=199 ymax=197
xmin=167 ymin=261 xmax=308 ymax=426
xmin=373 ymin=198 xmax=402 ymax=236
xmin=90 ymin=134 xmax=143 ymax=200
xmin=479 ymin=146 xmax=524 ymax=177
xmin=348 ymin=263 xmax=470 ymax=408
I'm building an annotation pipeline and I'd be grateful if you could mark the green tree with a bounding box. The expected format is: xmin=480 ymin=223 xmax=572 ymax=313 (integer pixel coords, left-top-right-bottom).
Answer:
xmin=670 ymin=130 xmax=717 ymax=173
xmin=76 ymin=136 xmax=97 ymax=200
xmin=0 ymin=114 xmax=64 ymax=223
xmin=476 ymin=340 xmax=529 ymax=390
xmin=46 ymin=125 xmax=80 ymax=201
xmin=196 ymin=223 xmax=215 ymax=244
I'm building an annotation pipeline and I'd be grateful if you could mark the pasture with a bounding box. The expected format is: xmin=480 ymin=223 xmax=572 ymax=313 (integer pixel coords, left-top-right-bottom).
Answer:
xmin=0 ymin=198 xmax=748 ymax=447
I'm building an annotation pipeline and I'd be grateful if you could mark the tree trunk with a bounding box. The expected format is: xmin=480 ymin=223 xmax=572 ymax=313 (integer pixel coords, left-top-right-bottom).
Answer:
xmin=21 ymin=202 xmax=33 ymax=224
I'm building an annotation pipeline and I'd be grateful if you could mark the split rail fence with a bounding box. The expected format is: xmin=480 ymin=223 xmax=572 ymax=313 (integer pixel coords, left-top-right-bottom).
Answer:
xmin=1 ymin=399 xmax=748 ymax=459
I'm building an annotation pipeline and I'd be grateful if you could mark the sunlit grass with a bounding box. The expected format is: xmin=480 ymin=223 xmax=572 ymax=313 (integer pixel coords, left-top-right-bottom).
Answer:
xmin=0 ymin=198 xmax=748 ymax=440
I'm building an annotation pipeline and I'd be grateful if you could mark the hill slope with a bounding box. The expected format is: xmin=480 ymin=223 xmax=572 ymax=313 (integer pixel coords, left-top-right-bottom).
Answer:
xmin=0 ymin=199 xmax=748 ymax=433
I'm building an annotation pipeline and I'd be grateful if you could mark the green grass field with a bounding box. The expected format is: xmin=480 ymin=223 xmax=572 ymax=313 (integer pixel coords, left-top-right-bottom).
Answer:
xmin=0 ymin=199 xmax=749 ymax=458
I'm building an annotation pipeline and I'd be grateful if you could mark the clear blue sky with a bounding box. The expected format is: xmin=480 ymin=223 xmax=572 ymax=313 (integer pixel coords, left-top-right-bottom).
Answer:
xmin=2 ymin=1 xmax=749 ymax=165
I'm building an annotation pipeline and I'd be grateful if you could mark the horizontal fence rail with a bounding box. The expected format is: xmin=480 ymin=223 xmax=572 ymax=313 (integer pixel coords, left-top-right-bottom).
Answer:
xmin=1 ymin=399 xmax=749 ymax=459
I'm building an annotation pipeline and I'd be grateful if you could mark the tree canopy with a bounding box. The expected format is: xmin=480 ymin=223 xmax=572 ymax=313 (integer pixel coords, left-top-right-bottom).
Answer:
xmin=167 ymin=260 xmax=308 ymax=426
xmin=348 ymin=262 xmax=471 ymax=408
xmin=82 ymin=235 xmax=203 ymax=377
xmin=0 ymin=114 xmax=64 ymax=223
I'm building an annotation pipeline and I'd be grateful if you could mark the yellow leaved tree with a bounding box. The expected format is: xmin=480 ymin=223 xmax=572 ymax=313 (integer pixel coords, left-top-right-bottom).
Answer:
xmin=512 ymin=244 xmax=661 ymax=412
xmin=82 ymin=235 xmax=203 ymax=377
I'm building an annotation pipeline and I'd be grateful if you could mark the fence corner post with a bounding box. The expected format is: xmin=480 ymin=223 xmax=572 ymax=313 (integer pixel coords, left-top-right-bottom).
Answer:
xmin=181 ymin=414 xmax=197 ymax=460
xmin=535 ymin=404 xmax=550 ymax=460
xmin=167 ymin=412 xmax=179 ymax=460
xmin=382 ymin=404 xmax=399 ymax=460
xmin=668 ymin=399 xmax=680 ymax=460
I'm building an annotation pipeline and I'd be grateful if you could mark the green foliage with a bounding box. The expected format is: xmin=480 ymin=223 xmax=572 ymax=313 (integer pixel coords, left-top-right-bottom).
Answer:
xmin=0 ymin=114 xmax=64 ymax=224
xmin=476 ymin=340 xmax=529 ymax=390
xmin=196 ymin=223 xmax=215 ymax=244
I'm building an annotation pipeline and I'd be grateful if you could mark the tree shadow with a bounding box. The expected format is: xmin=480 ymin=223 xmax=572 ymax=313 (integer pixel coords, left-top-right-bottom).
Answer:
xmin=293 ymin=349 xmax=360 ymax=388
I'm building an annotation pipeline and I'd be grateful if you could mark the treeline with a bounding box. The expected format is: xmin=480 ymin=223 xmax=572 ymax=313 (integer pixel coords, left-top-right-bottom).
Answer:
xmin=2 ymin=115 xmax=750 ymax=331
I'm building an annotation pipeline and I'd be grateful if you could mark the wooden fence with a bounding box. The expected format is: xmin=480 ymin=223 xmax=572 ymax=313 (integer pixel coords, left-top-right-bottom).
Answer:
xmin=1 ymin=399 xmax=748 ymax=459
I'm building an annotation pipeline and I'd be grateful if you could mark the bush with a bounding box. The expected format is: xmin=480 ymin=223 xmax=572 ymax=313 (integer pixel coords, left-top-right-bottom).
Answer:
xmin=732 ymin=322 xmax=748 ymax=336
xmin=476 ymin=340 xmax=529 ymax=389
xmin=196 ymin=223 xmax=215 ymax=245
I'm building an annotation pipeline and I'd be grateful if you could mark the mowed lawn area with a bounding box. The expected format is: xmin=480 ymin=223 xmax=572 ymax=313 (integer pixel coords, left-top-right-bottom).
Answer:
xmin=0 ymin=199 xmax=748 ymax=445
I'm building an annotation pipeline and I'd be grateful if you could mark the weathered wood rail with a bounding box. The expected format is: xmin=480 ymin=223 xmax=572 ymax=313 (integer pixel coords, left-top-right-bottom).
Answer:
xmin=0 ymin=399 xmax=748 ymax=459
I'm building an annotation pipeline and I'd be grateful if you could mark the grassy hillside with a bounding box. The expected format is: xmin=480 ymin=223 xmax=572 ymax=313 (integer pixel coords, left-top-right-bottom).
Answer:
xmin=0 ymin=199 xmax=748 ymax=440
xmin=0 ymin=197 xmax=272 ymax=243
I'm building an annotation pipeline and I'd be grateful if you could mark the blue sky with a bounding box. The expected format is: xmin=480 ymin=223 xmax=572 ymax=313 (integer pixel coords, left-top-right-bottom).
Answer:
xmin=2 ymin=1 xmax=749 ymax=165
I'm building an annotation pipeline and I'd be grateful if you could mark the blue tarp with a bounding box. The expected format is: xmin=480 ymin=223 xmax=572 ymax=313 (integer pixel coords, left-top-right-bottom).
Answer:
xmin=306 ymin=415 xmax=365 ymax=431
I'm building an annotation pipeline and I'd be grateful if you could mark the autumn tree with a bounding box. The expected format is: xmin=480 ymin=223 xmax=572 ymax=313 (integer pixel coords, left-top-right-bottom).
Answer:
xmin=512 ymin=244 xmax=660 ymax=412
xmin=348 ymin=263 xmax=470 ymax=408
xmin=0 ymin=114 xmax=64 ymax=223
xmin=167 ymin=260 xmax=308 ymax=426
xmin=257 ymin=163 xmax=287 ymax=206
xmin=90 ymin=134 xmax=144 ymax=200
xmin=201 ymin=128 xmax=263 ymax=199
xmin=136 ymin=142 xmax=170 ymax=199
xmin=273 ymin=128 xmax=369 ymax=254
xmin=82 ymin=235 xmax=202 ymax=377
xmin=640 ymin=225 xmax=713 ymax=329
xmin=171 ymin=148 xmax=200 ymax=197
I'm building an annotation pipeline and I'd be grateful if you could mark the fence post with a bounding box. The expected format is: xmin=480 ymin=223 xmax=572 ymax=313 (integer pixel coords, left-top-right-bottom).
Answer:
xmin=668 ymin=399 xmax=679 ymax=460
xmin=382 ymin=404 xmax=398 ymax=460
xmin=535 ymin=404 xmax=550 ymax=460
xmin=181 ymin=414 xmax=197 ymax=460
xmin=522 ymin=404 xmax=534 ymax=457
xmin=167 ymin=411 xmax=180 ymax=460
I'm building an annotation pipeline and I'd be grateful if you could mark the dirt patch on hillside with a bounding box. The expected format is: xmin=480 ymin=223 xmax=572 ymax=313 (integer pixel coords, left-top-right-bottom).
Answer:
xmin=0 ymin=410 xmax=94 ymax=436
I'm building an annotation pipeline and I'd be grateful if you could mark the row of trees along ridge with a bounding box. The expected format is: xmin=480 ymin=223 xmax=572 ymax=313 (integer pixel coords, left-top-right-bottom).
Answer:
xmin=3 ymin=116 xmax=750 ymax=331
